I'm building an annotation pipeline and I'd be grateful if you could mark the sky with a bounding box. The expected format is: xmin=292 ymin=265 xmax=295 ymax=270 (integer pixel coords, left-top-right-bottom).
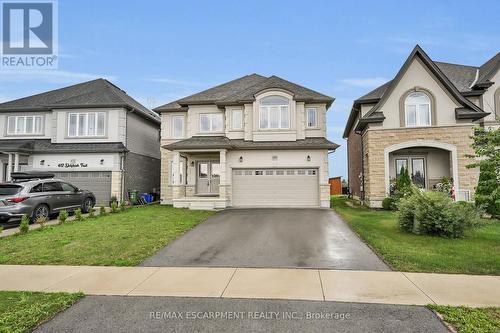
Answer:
xmin=1 ymin=0 xmax=499 ymax=178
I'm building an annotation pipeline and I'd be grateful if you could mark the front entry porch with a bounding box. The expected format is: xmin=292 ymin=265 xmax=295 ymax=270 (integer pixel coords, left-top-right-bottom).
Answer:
xmin=169 ymin=149 xmax=228 ymax=209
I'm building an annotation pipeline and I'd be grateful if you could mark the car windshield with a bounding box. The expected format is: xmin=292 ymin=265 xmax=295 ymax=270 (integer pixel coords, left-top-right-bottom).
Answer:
xmin=0 ymin=184 xmax=22 ymax=195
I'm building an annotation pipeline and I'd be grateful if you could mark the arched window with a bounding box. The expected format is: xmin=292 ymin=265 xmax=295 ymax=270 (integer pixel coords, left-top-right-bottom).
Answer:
xmin=259 ymin=96 xmax=290 ymax=129
xmin=405 ymin=92 xmax=431 ymax=127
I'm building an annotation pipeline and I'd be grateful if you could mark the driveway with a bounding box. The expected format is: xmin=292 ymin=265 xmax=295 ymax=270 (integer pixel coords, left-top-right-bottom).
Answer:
xmin=35 ymin=296 xmax=448 ymax=333
xmin=140 ymin=209 xmax=389 ymax=270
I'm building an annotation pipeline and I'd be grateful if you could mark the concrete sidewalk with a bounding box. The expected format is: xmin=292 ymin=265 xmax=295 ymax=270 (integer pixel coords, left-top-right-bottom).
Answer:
xmin=0 ymin=265 xmax=498 ymax=307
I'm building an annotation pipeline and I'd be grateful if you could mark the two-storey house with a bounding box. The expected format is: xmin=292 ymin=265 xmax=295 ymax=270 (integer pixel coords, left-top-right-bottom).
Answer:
xmin=0 ymin=79 xmax=161 ymax=205
xmin=155 ymin=74 xmax=339 ymax=209
xmin=343 ymin=45 xmax=499 ymax=207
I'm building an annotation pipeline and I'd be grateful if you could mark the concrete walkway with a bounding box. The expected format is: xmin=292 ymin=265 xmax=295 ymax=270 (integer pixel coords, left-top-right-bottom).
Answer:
xmin=0 ymin=265 xmax=499 ymax=307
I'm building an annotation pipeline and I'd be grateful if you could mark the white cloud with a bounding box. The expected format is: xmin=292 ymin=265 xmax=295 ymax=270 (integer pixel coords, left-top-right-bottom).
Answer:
xmin=0 ymin=70 xmax=117 ymax=84
xmin=144 ymin=78 xmax=203 ymax=87
xmin=340 ymin=77 xmax=388 ymax=88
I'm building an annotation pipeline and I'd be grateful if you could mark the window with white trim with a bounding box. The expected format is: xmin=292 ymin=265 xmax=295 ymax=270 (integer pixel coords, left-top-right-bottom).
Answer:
xmin=232 ymin=109 xmax=243 ymax=130
xmin=259 ymin=96 xmax=290 ymax=129
xmin=171 ymin=115 xmax=184 ymax=138
xmin=68 ymin=112 xmax=105 ymax=137
xmin=199 ymin=113 xmax=223 ymax=133
xmin=405 ymin=92 xmax=431 ymax=127
xmin=7 ymin=115 xmax=43 ymax=135
xmin=168 ymin=160 xmax=185 ymax=185
xmin=306 ymin=108 xmax=317 ymax=128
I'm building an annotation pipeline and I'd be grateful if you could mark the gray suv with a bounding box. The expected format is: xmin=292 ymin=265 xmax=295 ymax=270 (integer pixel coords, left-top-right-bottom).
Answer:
xmin=0 ymin=172 xmax=95 ymax=223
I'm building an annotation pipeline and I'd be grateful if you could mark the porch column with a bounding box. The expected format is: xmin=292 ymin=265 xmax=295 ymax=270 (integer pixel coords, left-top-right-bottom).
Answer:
xmin=6 ymin=154 xmax=12 ymax=181
xmin=219 ymin=149 xmax=227 ymax=199
xmin=13 ymin=153 xmax=19 ymax=172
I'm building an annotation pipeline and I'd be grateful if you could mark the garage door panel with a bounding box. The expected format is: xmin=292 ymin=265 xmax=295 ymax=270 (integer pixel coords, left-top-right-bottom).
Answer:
xmin=54 ymin=171 xmax=111 ymax=206
xmin=232 ymin=168 xmax=319 ymax=207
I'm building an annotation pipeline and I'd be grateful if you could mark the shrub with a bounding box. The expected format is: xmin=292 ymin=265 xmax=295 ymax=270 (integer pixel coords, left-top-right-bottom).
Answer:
xmin=19 ymin=215 xmax=29 ymax=234
xmin=88 ymin=206 xmax=95 ymax=218
xmin=475 ymin=162 xmax=500 ymax=217
xmin=74 ymin=208 xmax=83 ymax=221
xmin=99 ymin=206 xmax=107 ymax=216
xmin=398 ymin=191 xmax=482 ymax=238
xmin=36 ymin=216 xmax=47 ymax=229
xmin=394 ymin=167 xmax=415 ymax=200
xmin=110 ymin=201 xmax=118 ymax=213
xmin=434 ymin=176 xmax=453 ymax=195
xmin=58 ymin=209 xmax=68 ymax=224
xmin=382 ymin=197 xmax=396 ymax=210
xmin=109 ymin=196 xmax=118 ymax=207
xmin=120 ymin=201 xmax=127 ymax=212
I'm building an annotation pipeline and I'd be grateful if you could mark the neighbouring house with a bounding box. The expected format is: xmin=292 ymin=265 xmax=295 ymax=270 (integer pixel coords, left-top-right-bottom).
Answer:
xmin=343 ymin=45 xmax=499 ymax=208
xmin=155 ymin=74 xmax=339 ymax=209
xmin=329 ymin=176 xmax=342 ymax=195
xmin=0 ymin=79 xmax=161 ymax=205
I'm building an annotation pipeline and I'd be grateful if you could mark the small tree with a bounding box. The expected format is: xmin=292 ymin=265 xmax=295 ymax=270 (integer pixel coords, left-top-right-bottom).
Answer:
xmin=394 ymin=166 xmax=414 ymax=200
xmin=120 ymin=201 xmax=127 ymax=212
xmin=110 ymin=201 xmax=118 ymax=213
xmin=58 ymin=209 xmax=69 ymax=224
xmin=99 ymin=206 xmax=107 ymax=216
xmin=19 ymin=215 xmax=29 ymax=234
xmin=467 ymin=127 xmax=500 ymax=216
xmin=88 ymin=206 xmax=95 ymax=218
xmin=36 ymin=216 xmax=47 ymax=229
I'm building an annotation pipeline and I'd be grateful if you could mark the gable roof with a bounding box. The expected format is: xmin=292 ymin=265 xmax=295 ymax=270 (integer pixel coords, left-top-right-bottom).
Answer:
xmin=154 ymin=74 xmax=334 ymax=112
xmin=343 ymin=45 xmax=494 ymax=138
xmin=0 ymin=79 xmax=160 ymax=124
xmin=476 ymin=52 xmax=500 ymax=86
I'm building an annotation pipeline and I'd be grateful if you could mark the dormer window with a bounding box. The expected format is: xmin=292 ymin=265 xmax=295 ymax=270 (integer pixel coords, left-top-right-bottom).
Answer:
xmin=259 ymin=95 xmax=290 ymax=129
xmin=405 ymin=92 xmax=431 ymax=127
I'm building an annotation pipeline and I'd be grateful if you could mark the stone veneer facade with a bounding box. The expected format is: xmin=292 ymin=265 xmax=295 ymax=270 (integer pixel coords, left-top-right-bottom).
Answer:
xmin=362 ymin=125 xmax=479 ymax=207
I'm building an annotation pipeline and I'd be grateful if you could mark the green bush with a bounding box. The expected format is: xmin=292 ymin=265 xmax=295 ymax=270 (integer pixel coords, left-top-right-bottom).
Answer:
xmin=36 ymin=216 xmax=47 ymax=229
xmin=58 ymin=210 xmax=68 ymax=224
xmin=394 ymin=167 xmax=415 ymax=200
xmin=74 ymin=208 xmax=83 ymax=221
xmin=382 ymin=197 xmax=395 ymax=210
xmin=110 ymin=201 xmax=118 ymax=213
xmin=398 ymin=191 xmax=482 ymax=238
xmin=475 ymin=162 xmax=500 ymax=217
xmin=120 ymin=201 xmax=126 ymax=212
xmin=88 ymin=207 xmax=95 ymax=218
xmin=99 ymin=206 xmax=107 ymax=216
xmin=19 ymin=215 xmax=29 ymax=235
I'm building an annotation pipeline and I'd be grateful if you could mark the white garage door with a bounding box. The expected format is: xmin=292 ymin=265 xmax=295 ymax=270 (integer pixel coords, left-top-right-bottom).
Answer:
xmin=232 ymin=168 xmax=319 ymax=207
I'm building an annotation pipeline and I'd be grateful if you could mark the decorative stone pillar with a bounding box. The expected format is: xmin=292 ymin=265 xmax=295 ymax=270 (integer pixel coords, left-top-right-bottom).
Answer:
xmin=6 ymin=154 xmax=12 ymax=181
xmin=219 ymin=149 xmax=228 ymax=200
xmin=13 ymin=153 xmax=19 ymax=172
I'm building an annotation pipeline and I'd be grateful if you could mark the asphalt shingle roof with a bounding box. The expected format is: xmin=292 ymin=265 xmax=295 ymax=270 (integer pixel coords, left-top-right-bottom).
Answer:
xmin=0 ymin=79 xmax=160 ymax=123
xmin=154 ymin=74 xmax=334 ymax=111
xmin=478 ymin=52 xmax=500 ymax=84
xmin=163 ymin=136 xmax=339 ymax=151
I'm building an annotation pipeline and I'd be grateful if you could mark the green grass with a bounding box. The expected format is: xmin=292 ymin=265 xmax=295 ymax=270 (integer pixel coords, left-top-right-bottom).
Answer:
xmin=331 ymin=196 xmax=500 ymax=274
xmin=427 ymin=305 xmax=500 ymax=333
xmin=0 ymin=205 xmax=214 ymax=266
xmin=0 ymin=291 xmax=83 ymax=333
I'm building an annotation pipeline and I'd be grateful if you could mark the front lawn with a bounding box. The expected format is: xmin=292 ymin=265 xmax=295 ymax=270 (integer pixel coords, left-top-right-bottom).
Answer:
xmin=0 ymin=205 xmax=214 ymax=266
xmin=331 ymin=196 xmax=500 ymax=275
xmin=0 ymin=291 xmax=83 ymax=333
xmin=428 ymin=305 xmax=500 ymax=333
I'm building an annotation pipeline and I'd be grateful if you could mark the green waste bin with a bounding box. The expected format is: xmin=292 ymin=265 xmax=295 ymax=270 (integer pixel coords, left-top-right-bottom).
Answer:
xmin=129 ymin=190 xmax=139 ymax=205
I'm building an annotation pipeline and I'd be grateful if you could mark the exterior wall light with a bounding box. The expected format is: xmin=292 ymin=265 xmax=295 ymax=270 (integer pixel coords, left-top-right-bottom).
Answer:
xmin=307 ymin=155 xmax=311 ymax=162
xmin=272 ymin=155 xmax=278 ymax=161
xmin=239 ymin=156 xmax=243 ymax=163
xmin=40 ymin=159 xmax=45 ymax=166
xmin=100 ymin=159 xmax=104 ymax=165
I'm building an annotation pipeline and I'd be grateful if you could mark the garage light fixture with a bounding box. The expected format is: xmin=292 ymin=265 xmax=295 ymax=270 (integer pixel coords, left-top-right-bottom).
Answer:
xmin=272 ymin=155 xmax=278 ymax=161
xmin=307 ymin=155 xmax=311 ymax=162
xmin=100 ymin=159 xmax=104 ymax=165
xmin=239 ymin=156 xmax=243 ymax=163
xmin=40 ymin=159 xmax=45 ymax=166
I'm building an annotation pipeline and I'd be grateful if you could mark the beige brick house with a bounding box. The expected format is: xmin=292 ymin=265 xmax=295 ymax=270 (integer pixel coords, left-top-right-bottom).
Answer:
xmin=155 ymin=74 xmax=338 ymax=209
xmin=343 ymin=45 xmax=499 ymax=207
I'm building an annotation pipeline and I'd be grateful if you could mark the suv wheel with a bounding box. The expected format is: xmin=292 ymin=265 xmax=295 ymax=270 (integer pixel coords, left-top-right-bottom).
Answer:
xmin=31 ymin=204 xmax=49 ymax=224
xmin=82 ymin=198 xmax=94 ymax=213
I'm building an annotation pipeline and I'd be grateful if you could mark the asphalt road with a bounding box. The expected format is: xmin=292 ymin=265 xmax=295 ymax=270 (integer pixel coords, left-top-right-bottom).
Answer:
xmin=140 ymin=208 xmax=389 ymax=270
xmin=34 ymin=296 xmax=449 ymax=333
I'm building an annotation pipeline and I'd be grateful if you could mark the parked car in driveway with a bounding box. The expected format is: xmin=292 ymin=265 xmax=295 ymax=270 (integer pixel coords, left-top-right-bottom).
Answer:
xmin=0 ymin=172 xmax=95 ymax=224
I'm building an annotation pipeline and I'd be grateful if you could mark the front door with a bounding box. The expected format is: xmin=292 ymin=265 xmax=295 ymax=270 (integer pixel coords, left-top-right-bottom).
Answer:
xmin=196 ymin=161 xmax=220 ymax=195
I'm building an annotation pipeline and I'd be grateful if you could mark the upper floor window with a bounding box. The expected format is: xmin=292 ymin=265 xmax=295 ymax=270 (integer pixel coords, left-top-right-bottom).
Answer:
xmin=171 ymin=115 xmax=184 ymax=138
xmin=405 ymin=92 xmax=431 ymax=127
xmin=306 ymin=108 xmax=317 ymax=128
xmin=232 ymin=109 xmax=243 ymax=130
xmin=200 ymin=113 xmax=223 ymax=133
xmin=7 ymin=115 xmax=43 ymax=135
xmin=259 ymin=96 xmax=290 ymax=129
xmin=68 ymin=112 xmax=105 ymax=137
